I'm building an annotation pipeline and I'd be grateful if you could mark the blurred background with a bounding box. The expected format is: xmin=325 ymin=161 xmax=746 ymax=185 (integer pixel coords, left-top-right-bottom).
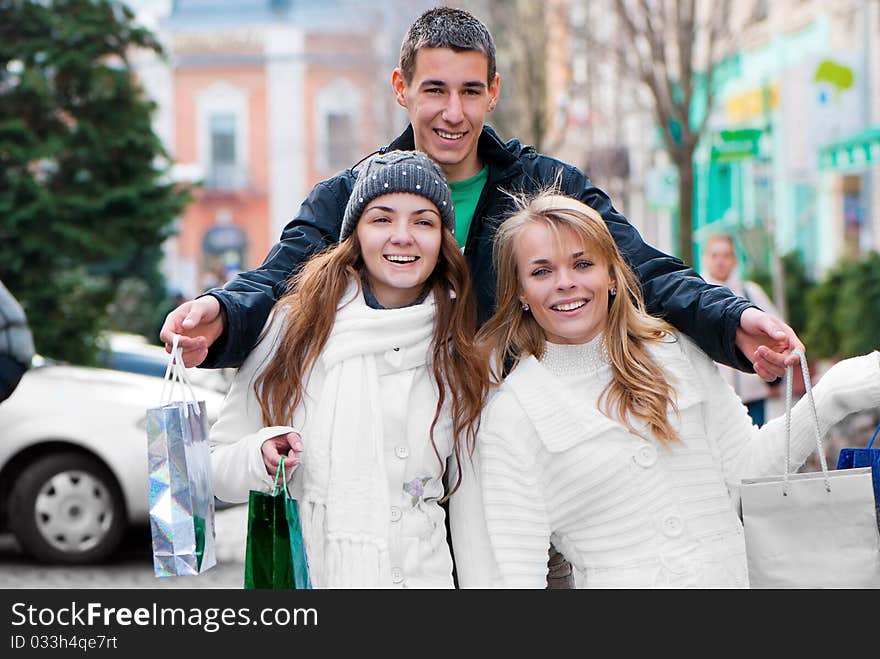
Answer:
xmin=1 ymin=0 xmax=878 ymax=579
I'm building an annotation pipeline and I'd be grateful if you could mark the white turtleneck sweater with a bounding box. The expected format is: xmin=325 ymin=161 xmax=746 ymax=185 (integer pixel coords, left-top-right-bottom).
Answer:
xmin=462 ymin=333 xmax=880 ymax=588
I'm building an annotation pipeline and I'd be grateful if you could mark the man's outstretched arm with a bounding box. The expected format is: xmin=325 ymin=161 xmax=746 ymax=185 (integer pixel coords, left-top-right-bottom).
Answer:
xmin=160 ymin=175 xmax=352 ymax=368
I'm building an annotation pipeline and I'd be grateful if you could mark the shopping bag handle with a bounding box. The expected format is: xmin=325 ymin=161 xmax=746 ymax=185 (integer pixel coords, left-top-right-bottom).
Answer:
xmin=868 ymin=422 xmax=880 ymax=450
xmin=159 ymin=334 xmax=200 ymax=416
xmin=273 ymin=455 xmax=289 ymax=498
xmin=783 ymin=348 xmax=829 ymax=494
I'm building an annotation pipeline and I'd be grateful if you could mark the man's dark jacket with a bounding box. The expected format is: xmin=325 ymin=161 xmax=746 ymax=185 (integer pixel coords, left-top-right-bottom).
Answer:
xmin=204 ymin=124 xmax=754 ymax=371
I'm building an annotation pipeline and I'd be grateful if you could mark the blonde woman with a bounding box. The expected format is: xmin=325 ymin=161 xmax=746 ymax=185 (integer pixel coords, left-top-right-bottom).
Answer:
xmin=462 ymin=191 xmax=880 ymax=588
xmin=209 ymin=151 xmax=487 ymax=588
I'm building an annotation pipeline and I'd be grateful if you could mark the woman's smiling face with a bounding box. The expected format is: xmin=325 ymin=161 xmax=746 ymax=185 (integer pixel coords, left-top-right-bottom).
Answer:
xmin=356 ymin=192 xmax=442 ymax=308
xmin=516 ymin=222 xmax=615 ymax=345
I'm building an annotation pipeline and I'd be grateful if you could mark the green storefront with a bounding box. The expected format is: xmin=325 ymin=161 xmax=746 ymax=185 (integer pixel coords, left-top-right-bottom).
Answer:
xmin=691 ymin=14 xmax=862 ymax=278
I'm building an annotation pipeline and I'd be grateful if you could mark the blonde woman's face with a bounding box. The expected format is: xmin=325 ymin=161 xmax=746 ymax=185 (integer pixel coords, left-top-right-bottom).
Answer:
xmin=516 ymin=223 xmax=615 ymax=345
xmin=356 ymin=192 xmax=442 ymax=308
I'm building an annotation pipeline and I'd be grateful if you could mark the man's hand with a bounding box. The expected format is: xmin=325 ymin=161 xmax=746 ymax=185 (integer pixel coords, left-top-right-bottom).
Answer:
xmin=736 ymin=307 xmax=806 ymax=381
xmin=261 ymin=432 xmax=304 ymax=482
xmin=159 ymin=296 xmax=225 ymax=367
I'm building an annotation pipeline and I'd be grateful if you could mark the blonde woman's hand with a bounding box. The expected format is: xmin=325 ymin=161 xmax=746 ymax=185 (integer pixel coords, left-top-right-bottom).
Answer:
xmin=261 ymin=431 xmax=304 ymax=482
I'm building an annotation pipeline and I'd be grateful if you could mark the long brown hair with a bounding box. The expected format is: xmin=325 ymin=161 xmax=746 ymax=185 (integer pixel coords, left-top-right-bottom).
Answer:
xmin=254 ymin=227 xmax=487 ymax=498
xmin=477 ymin=191 xmax=680 ymax=443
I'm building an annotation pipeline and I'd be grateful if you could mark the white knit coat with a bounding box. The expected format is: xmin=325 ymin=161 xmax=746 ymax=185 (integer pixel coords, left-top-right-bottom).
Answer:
xmin=450 ymin=333 xmax=880 ymax=588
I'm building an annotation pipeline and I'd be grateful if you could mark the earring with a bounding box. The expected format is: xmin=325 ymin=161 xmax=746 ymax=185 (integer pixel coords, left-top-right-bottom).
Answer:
xmin=609 ymin=287 xmax=617 ymax=297
xmin=521 ymin=302 xmax=530 ymax=312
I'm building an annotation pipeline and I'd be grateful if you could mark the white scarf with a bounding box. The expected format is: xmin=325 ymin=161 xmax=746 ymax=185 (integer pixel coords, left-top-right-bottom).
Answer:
xmin=298 ymin=281 xmax=436 ymax=587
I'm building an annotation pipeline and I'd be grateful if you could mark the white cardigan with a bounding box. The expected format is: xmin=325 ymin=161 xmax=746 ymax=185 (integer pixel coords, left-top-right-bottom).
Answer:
xmin=453 ymin=333 xmax=880 ymax=588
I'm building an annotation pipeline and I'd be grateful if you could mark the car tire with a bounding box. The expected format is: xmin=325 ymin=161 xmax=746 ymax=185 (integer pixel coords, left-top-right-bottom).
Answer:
xmin=8 ymin=452 xmax=126 ymax=564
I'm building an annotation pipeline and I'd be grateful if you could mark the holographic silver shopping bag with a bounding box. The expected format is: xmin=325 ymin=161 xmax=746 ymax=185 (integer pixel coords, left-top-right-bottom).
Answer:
xmin=146 ymin=337 xmax=216 ymax=577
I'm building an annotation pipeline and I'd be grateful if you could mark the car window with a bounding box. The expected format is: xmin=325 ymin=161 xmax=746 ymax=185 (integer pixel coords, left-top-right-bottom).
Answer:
xmin=99 ymin=351 xmax=167 ymax=378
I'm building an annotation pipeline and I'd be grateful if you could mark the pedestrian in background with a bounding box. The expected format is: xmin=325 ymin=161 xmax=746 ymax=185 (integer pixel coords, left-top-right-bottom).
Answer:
xmin=701 ymin=233 xmax=781 ymax=427
xmin=0 ymin=280 xmax=35 ymax=403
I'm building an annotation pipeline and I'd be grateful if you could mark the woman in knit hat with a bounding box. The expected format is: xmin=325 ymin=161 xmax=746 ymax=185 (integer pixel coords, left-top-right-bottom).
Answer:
xmin=459 ymin=190 xmax=880 ymax=588
xmin=210 ymin=150 xmax=487 ymax=588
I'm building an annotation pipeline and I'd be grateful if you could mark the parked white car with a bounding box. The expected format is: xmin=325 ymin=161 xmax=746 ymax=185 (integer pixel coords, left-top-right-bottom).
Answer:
xmin=0 ymin=358 xmax=227 ymax=564
xmin=96 ymin=331 xmax=235 ymax=394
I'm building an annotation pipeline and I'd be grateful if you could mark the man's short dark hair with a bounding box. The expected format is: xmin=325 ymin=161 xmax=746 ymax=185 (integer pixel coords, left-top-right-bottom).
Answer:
xmin=399 ymin=7 xmax=496 ymax=84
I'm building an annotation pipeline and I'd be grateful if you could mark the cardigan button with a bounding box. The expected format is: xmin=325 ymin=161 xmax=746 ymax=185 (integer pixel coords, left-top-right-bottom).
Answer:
xmin=633 ymin=444 xmax=658 ymax=468
xmin=391 ymin=567 xmax=404 ymax=583
xmin=661 ymin=514 xmax=684 ymax=538
xmin=390 ymin=506 xmax=402 ymax=522
xmin=395 ymin=445 xmax=409 ymax=459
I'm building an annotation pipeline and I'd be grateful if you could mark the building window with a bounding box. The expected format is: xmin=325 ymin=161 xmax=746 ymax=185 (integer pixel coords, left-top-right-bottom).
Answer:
xmin=325 ymin=112 xmax=355 ymax=172
xmin=196 ymin=82 xmax=249 ymax=191
xmin=315 ymin=78 xmax=361 ymax=173
xmin=207 ymin=113 xmax=240 ymax=189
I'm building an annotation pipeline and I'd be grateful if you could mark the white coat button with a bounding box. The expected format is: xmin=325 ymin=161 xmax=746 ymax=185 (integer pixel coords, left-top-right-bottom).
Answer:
xmin=633 ymin=444 xmax=658 ymax=468
xmin=390 ymin=506 xmax=402 ymax=522
xmin=391 ymin=567 xmax=404 ymax=583
xmin=661 ymin=514 xmax=684 ymax=538
xmin=395 ymin=445 xmax=409 ymax=459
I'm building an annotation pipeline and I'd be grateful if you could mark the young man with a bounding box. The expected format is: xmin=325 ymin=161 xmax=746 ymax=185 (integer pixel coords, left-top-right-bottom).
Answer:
xmin=161 ymin=7 xmax=801 ymax=381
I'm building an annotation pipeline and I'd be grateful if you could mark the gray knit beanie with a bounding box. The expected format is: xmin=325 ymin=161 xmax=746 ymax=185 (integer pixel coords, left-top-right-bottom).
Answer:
xmin=340 ymin=150 xmax=454 ymax=241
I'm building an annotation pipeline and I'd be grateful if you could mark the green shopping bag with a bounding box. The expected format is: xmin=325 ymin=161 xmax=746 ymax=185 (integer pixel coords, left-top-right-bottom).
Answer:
xmin=244 ymin=457 xmax=312 ymax=589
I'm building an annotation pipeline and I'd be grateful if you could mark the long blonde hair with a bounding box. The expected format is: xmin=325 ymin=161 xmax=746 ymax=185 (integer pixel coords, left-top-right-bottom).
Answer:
xmin=254 ymin=227 xmax=487 ymax=498
xmin=477 ymin=191 xmax=680 ymax=443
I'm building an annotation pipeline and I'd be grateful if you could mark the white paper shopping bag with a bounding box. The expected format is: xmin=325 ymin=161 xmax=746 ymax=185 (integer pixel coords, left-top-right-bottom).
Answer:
xmin=740 ymin=350 xmax=880 ymax=588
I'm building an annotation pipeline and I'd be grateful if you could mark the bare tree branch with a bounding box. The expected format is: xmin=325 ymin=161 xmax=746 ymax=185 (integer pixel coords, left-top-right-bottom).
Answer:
xmin=596 ymin=0 xmax=741 ymax=262
xmin=678 ymin=0 xmax=696 ymax=123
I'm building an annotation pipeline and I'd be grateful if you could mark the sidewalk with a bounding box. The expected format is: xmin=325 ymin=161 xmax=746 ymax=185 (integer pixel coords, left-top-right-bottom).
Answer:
xmin=0 ymin=504 xmax=249 ymax=589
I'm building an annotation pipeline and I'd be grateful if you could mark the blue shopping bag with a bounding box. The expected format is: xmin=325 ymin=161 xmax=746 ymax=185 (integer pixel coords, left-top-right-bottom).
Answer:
xmin=836 ymin=422 xmax=880 ymax=527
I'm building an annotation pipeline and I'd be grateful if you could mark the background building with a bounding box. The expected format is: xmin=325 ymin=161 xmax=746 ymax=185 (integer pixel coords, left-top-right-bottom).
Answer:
xmin=130 ymin=0 xmax=878 ymax=298
xmin=693 ymin=0 xmax=880 ymax=279
xmin=133 ymin=0 xmax=430 ymax=297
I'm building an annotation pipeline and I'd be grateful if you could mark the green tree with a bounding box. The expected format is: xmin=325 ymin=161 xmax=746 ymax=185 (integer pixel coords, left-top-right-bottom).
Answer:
xmin=747 ymin=251 xmax=813 ymax=338
xmin=0 ymin=0 xmax=189 ymax=364
xmin=803 ymin=253 xmax=880 ymax=359
xmin=803 ymin=266 xmax=845 ymax=360
xmin=834 ymin=252 xmax=880 ymax=358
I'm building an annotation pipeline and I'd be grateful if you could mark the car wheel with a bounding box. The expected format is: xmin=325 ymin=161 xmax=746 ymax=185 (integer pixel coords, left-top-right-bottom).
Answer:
xmin=8 ymin=452 xmax=126 ymax=564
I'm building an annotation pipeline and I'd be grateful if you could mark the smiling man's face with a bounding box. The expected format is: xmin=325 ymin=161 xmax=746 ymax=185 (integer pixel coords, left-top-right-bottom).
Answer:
xmin=392 ymin=47 xmax=500 ymax=183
